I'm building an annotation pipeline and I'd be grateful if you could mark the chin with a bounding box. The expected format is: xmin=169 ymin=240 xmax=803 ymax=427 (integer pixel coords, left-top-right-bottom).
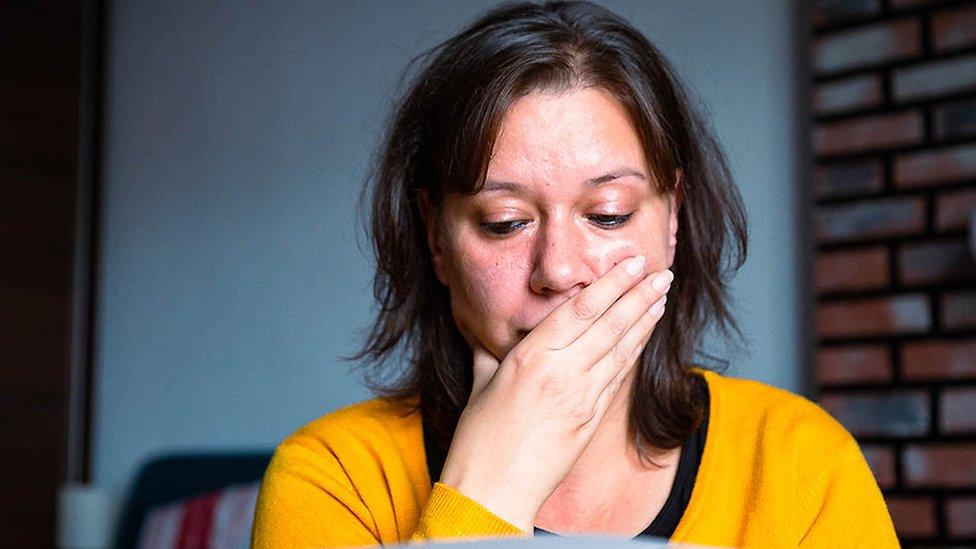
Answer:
xmin=501 ymin=329 xmax=531 ymax=356
xmin=481 ymin=331 xmax=524 ymax=360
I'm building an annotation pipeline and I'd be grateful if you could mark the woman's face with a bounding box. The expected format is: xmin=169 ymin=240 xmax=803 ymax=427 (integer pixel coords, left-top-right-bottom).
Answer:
xmin=425 ymin=87 xmax=679 ymax=359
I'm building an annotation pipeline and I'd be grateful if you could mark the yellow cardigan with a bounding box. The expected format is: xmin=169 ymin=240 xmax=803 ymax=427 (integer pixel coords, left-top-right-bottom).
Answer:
xmin=251 ymin=369 xmax=898 ymax=547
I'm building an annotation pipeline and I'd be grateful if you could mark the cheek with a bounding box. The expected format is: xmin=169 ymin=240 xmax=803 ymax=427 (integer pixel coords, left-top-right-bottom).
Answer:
xmin=447 ymin=240 xmax=530 ymax=321
xmin=642 ymin=229 xmax=672 ymax=272
xmin=586 ymin=237 xmax=640 ymax=274
xmin=586 ymin=224 xmax=671 ymax=276
xmin=638 ymin=204 xmax=675 ymax=271
xmin=466 ymin=251 xmax=527 ymax=302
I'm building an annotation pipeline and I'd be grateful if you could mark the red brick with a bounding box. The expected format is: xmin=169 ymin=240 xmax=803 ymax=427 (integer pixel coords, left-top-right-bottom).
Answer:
xmin=885 ymin=496 xmax=937 ymax=537
xmin=813 ymin=74 xmax=883 ymax=115
xmin=813 ymin=159 xmax=884 ymax=198
xmin=936 ymin=187 xmax=976 ymax=231
xmin=902 ymin=338 xmax=976 ymax=380
xmin=904 ymin=443 xmax=976 ymax=487
xmin=817 ymin=345 xmax=892 ymax=384
xmin=942 ymin=386 xmax=976 ymax=433
xmin=821 ymin=390 xmax=929 ymax=436
xmin=898 ymin=239 xmax=976 ymax=285
xmin=946 ymin=497 xmax=976 ymax=536
xmin=933 ymin=98 xmax=976 ymax=141
xmin=815 ymin=247 xmax=889 ymax=292
xmin=894 ymin=144 xmax=976 ymax=187
xmin=814 ymin=18 xmax=920 ymax=74
xmin=815 ymin=197 xmax=925 ymax=242
xmin=942 ymin=291 xmax=976 ymax=330
xmin=817 ymin=294 xmax=930 ymax=338
xmin=814 ymin=111 xmax=924 ymax=156
xmin=893 ymin=54 xmax=976 ymax=102
xmin=861 ymin=444 xmax=897 ymax=488
xmin=811 ymin=0 xmax=880 ymax=28
xmin=931 ymin=4 xmax=976 ymax=52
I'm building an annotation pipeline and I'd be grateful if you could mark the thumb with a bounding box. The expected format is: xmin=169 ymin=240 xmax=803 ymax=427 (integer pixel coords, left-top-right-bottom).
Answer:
xmin=470 ymin=340 xmax=501 ymax=400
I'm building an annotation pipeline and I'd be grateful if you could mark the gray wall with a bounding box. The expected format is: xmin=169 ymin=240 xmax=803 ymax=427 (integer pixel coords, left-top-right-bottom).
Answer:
xmin=93 ymin=0 xmax=804 ymax=492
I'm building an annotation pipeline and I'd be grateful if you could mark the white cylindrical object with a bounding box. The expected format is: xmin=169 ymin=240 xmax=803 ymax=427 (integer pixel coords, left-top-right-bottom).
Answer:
xmin=57 ymin=484 xmax=115 ymax=549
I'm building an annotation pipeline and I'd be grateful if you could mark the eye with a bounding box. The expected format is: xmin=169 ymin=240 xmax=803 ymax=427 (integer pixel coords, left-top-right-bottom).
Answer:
xmin=587 ymin=213 xmax=633 ymax=228
xmin=480 ymin=219 xmax=530 ymax=236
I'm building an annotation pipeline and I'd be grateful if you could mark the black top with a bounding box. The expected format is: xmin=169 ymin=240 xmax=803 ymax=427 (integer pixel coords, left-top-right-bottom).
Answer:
xmin=421 ymin=382 xmax=710 ymax=540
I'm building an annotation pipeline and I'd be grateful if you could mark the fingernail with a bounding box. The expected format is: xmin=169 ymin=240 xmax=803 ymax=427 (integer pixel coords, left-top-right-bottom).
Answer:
xmin=652 ymin=270 xmax=674 ymax=292
xmin=625 ymin=255 xmax=646 ymax=276
xmin=650 ymin=295 xmax=667 ymax=316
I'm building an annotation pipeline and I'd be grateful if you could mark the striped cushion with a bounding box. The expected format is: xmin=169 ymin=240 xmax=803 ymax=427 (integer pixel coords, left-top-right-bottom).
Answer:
xmin=137 ymin=482 xmax=259 ymax=549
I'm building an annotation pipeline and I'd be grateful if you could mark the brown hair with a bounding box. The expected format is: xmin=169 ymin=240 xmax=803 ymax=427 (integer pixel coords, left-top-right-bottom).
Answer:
xmin=355 ymin=0 xmax=747 ymax=458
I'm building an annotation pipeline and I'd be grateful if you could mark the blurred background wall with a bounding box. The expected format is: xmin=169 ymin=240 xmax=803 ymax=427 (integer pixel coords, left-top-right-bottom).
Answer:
xmin=808 ymin=0 xmax=976 ymax=542
xmin=92 ymin=0 xmax=806 ymax=495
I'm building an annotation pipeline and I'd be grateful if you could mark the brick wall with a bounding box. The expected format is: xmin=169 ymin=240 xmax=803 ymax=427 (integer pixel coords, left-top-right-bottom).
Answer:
xmin=810 ymin=0 xmax=976 ymax=545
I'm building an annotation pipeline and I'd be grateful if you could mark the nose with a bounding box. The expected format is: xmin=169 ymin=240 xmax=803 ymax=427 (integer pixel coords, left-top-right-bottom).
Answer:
xmin=528 ymin=216 xmax=594 ymax=296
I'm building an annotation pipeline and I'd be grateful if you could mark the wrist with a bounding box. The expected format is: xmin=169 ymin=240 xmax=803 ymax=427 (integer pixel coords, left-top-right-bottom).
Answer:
xmin=439 ymin=469 xmax=539 ymax=532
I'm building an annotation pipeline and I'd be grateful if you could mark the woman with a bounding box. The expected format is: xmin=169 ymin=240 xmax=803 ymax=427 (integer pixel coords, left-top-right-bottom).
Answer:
xmin=251 ymin=2 xmax=898 ymax=547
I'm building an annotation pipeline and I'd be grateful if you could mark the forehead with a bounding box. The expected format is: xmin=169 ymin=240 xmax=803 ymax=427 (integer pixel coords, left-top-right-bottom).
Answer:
xmin=485 ymin=87 xmax=647 ymax=188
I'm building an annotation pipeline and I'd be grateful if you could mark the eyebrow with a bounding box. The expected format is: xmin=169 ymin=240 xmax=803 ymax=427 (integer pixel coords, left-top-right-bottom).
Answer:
xmin=481 ymin=168 xmax=647 ymax=194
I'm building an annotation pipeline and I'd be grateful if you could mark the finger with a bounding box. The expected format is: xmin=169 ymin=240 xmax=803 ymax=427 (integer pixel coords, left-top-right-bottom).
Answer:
xmin=584 ymin=297 xmax=665 ymax=427
xmin=470 ymin=340 xmax=501 ymax=399
xmin=521 ymin=255 xmax=648 ymax=351
xmin=587 ymin=294 xmax=665 ymax=392
xmin=567 ymin=268 xmax=672 ymax=371
xmin=584 ymin=339 xmax=638 ymax=431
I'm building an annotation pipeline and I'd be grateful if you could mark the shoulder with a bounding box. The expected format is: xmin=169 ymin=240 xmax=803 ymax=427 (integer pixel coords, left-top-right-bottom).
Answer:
xmin=685 ymin=370 xmax=896 ymax=544
xmin=279 ymin=396 xmax=422 ymax=457
xmin=254 ymin=397 xmax=427 ymax=546
xmin=264 ymin=396 xmax=424 ymax=486
xmin=699 ymin=368 xmax=856 ymax=456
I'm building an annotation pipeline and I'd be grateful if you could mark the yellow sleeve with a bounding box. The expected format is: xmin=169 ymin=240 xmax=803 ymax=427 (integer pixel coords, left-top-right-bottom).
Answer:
xmin=410 ymin=483 xmax=526 ymax=542
xmin=798 ymin=437 xmax=899 ymax=548
xmin=250 ymin=443 xmax=524 ymax=548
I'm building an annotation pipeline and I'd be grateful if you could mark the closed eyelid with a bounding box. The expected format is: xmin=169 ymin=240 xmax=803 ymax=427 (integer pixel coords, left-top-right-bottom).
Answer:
xmin=587 ymin=212 xmax=633 ymax=227
xmin=478 ymin=211 xmax=634 ymax=237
